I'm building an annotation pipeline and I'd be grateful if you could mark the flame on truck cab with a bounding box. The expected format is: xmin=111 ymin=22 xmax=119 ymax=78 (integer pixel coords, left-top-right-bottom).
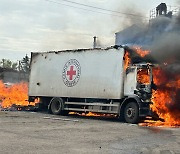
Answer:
xmin=125 ymin=63 xmax=153 ymax=102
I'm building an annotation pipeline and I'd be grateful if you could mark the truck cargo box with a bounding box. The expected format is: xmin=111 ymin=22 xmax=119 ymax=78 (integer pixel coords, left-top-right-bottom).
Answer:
xmin=29 ymin=48 xmax=125 ymax=99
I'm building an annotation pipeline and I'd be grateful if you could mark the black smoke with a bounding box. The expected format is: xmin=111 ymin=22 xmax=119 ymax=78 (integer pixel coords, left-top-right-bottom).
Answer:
xmin=149 ymin=13 xmax=180 ymax=64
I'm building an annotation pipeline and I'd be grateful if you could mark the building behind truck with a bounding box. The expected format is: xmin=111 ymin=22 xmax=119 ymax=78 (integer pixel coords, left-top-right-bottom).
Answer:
xmin=28 ymin=46 xmax=153 ymax=124
xmin=115 ymin=3 xmax=180 ymax=46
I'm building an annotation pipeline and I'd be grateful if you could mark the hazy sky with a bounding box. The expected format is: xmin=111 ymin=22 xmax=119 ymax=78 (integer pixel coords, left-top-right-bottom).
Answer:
xmin=0 ymin=0 xmax=179 ymax=60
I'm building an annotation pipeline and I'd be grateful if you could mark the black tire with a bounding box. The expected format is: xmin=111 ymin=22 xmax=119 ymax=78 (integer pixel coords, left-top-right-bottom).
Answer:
xmin=50 ymin=98 xmax=64 ymax=115
xmin=124 ymin=102 xmax=139 ymax=124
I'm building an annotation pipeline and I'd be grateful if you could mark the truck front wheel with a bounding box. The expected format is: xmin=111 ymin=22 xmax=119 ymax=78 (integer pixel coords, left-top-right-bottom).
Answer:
xmin=50 ymin=97 xmax=64 ymax=115
xmin=124 ymin=102 xmax=139 ymax=124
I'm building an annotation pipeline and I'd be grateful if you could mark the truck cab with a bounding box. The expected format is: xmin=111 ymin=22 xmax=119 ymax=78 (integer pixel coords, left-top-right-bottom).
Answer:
xmin=125 ymin=63 xmax=153 ymax=101
xmin=122 ymin=63 xmax=153 ymax=123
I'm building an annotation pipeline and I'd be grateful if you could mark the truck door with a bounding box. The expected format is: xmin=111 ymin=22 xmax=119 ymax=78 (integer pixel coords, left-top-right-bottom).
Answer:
xmin=124 ymin=67 xmax=137 ymax=96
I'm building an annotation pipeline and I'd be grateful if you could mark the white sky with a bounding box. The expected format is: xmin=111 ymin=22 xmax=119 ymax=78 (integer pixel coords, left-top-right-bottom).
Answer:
xmin=0 ymin=0 xmax=179 ymax=60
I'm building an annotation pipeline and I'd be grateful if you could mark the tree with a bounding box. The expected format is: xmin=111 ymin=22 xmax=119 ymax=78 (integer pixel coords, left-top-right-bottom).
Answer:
xmin=12 ymin=63 xmax=18 ymax=70
xmin=0 ymin=59 xmax=18 ymax=70
xmin=21 ymin=54 xmax=30 ymax=73
xmin=0 ymin=55 xmax=30 ymax=72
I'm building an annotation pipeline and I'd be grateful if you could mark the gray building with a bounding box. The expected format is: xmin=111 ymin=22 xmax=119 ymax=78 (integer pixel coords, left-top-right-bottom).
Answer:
xmin=115 ymin=24 xmax=146 ymax=46
xmin=0 ymin=68 xmax=28 ymax=83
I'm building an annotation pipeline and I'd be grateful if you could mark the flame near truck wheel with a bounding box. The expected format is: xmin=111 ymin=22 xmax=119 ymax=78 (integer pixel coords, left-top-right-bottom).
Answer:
xmin=28 ymin=46 xmax=153 ymax=124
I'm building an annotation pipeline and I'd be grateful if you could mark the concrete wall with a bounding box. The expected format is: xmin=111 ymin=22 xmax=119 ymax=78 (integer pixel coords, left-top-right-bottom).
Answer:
xmin=0 ymin=70 xmax=29 ymax=83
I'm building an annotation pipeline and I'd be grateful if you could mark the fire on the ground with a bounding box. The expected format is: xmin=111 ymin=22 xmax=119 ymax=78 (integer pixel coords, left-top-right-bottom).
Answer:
xmin=0 ymin=81 xmax=36 ymax=109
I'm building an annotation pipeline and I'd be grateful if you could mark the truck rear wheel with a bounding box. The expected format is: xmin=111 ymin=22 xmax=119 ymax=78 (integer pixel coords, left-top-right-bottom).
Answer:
xmin=124 ymin=102 xmax=139 ymax=124
xmin=50 ymin=98 xmax=64 ymax=115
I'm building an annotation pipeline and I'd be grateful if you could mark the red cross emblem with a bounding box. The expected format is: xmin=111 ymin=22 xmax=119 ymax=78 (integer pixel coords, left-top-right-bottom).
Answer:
xmin=67 ymin=65 xmax=76 ymax=80
xmin=62 ymin=59 xmax=81 ymax=87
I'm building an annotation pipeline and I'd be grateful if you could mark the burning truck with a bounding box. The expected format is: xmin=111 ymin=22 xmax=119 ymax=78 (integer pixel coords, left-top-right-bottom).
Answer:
xmin=28 ymin=46 xmax=155 ymax=124
xmin=0 ymin=3 xmax=179 ymax=126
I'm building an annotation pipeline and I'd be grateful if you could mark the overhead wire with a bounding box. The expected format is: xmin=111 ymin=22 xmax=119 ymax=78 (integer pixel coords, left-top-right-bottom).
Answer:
xmin=44 ymin=0 xmax=130 ymax=18
xmin=44 ymin=0 xmax=149 ymax=20
xmin=60 ymin=0 xmax=148 ymax=18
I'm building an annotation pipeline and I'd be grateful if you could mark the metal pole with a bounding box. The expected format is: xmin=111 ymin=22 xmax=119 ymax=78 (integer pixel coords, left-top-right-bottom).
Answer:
xmin=93 ymin=36 xmax=97 ymax=48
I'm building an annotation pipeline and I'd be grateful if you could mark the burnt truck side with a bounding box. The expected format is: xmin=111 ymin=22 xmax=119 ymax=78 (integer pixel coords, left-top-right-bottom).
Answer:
xmin=28 ymin=47 xmax=153 ymax=123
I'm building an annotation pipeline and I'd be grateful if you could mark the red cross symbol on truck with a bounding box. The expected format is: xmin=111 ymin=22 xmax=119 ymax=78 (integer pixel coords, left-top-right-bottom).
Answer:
xmin=67 ymin=65 xmax=76 ymax=80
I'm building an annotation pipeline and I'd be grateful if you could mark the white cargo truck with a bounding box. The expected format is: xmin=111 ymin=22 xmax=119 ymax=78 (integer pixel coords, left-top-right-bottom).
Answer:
xmin=28 ymin=46 xmax=153 ymax=123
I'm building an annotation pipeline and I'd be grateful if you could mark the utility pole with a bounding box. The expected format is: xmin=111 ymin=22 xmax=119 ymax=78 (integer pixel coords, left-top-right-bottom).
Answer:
xmin=93 ymin=36 xmax=97 ymax=48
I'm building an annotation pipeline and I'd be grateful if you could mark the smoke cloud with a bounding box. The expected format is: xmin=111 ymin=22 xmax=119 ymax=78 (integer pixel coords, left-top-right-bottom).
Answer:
xmin=148 ymin=13 xmax=180 ymax=74
xmin=150 ymin=32 xmax=180 ymax=63
xmin=113 ymin=5 xmax=147 ymax=34
xmin=126 ymin=13 xmax=180 ymax=65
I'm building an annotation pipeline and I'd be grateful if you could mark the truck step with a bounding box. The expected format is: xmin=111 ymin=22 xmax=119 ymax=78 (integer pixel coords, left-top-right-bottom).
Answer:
xmin=64 ymin=107 xmax=118 ymax=114
xmin=64 ymin=102 xmax=119 ymax=107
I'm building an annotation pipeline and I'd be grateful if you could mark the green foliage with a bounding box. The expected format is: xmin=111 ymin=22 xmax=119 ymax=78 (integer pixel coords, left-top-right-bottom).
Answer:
xmin=21 ymin=54 xmax=30 ymax=73
xmin=12 ymin=63 xmax=18 ymax=70
xmin=0 ymin=59 xmax=18 ymax=70
xmin=0 ymin=55 xmax=30 ymax=72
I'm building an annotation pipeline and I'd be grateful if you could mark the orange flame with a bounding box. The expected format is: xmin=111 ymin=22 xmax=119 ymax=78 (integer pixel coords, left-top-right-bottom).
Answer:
xmin=129 ymin=46 xmax=180 ymax=127
xmin=0 ymin=80 xmax=35 ymax=108
xmin=124 ymin=51 xmax=131 ymax=70
xmin=133 ymin=46 xmax=150 ymax=57
xmin=69 ymin=112 xmax=116 ymax=117
xmin=150 ymin=68 xmax=180 ymax=127
xmin=138 ymin=67 xmax=180 ymax=127
xmin=137 ymin=68 xmax=150 ymax=85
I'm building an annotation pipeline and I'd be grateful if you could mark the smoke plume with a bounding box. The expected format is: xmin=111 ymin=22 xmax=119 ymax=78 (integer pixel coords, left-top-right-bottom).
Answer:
xmin=150 ymin=32 xmax=180 ymax=63
xmin=127 ymin=13 xmax=180 ymax=65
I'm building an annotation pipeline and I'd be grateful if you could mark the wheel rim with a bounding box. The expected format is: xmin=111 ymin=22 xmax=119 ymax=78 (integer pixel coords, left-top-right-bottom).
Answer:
xmin=52 ymin=100 xmax=61 ymax=113
xmin=126 ymin=107 xmax=135 ymax=119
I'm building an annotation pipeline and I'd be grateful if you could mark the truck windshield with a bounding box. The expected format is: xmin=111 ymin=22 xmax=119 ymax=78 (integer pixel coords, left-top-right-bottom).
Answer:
xmin=137 ymin=68 xmax=150 ymax=85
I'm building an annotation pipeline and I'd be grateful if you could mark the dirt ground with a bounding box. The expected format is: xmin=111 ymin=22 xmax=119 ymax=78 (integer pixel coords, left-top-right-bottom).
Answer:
xmin=0 ymin=111 xmax=179 ymax=154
